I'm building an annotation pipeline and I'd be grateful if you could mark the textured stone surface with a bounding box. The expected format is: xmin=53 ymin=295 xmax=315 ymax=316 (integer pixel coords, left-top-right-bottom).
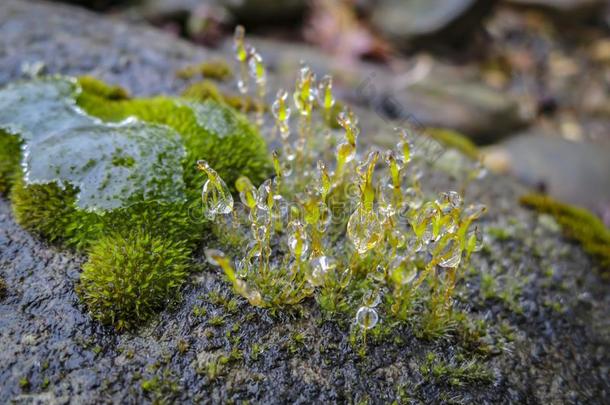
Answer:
xmin=371 ymin=0 xmax=498 ymax=46
xmin=0 ymin=1 xmax=608 ymax=403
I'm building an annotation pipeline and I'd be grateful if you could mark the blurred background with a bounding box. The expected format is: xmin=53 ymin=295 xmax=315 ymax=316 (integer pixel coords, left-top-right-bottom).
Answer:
xmin=49 ymin=0 xmax=610 ymax=224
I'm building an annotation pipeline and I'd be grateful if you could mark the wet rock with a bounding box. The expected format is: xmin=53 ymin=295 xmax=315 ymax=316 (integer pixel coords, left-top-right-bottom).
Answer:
xmin=370 ymin=0 xmax=498 ymax=48
xmin=482 ymin=132 xmax=610 ymax=218
xmin=224 ymin=0 xmax=307 ymax=25
xmin=505 ymin=0 xmax=607 ymax=19
xmin=361 ymin=73 xmax=528 ymax=143
xmin=0 ymin=1 xmax=609 ymax=403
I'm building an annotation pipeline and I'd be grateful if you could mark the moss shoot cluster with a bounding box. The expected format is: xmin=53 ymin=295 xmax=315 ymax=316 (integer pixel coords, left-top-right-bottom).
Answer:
xmin=77 ymin=231 xmax=190 ymax=330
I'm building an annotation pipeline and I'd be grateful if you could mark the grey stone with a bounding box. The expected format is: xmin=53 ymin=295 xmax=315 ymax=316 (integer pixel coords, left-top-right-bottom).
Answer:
xmin=371 ymin=0 xmax=498 ymax=46
xmin=483 ymin=132 xmax=610 ymax=220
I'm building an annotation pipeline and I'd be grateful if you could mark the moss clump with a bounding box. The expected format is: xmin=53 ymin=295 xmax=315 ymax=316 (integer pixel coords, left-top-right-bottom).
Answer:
xmin=520 ymin=193 xmax=610 ymax=273
xmin=425 ymin=127 xmax=480 ymax=160
xmin=0 ymin=130 xmax=22 ymax=194
xmin=181 ymin=80 xmax=267 ymax=114
xmin=77 ymin=75 xmax=130 ymax=100
xmin=77 ymin=230 xmax=190 ymax=330
xmin=11 ymin=175 xmax=203 ymax=252
xmin=1 ymin=75 xmax=270 ymax=329
xmin=10 ymin=177 xmax=99 ymax=247
xmin=176 ymin=60 xmax=232 ymax=81
xmin=75 ymin=81 xmax=272 ymax=191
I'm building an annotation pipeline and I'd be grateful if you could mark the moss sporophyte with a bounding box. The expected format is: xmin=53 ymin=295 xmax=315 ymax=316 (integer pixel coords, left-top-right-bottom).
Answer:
xmin=0 ymin=26 xmax=488 ymax=338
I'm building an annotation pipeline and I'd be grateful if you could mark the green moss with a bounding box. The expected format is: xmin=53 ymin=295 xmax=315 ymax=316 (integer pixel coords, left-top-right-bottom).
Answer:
xmin=77 ymin=230 xmax=190 ymax=330
xmin=425 ymin=127 xmax=480 ymax=160
xmin=420 ymin=352 xmax=493 ymax=387
xmin=11 ymin=175 xmax=203 ymax=252
xmin=0 ymin=130 xmax=22 ymax=194
xmin=1 ymin=76 xmax=270 ymax=329
xmin=77 ymin=75 xmax=130 ymax=100
xmin=181 ymin=80 xmax=267 ymax=114
xmin=75 ymin=82 xmax=272 ymax=191
xmin=520 ymin=193 xmax=610 ymax=274
xmin=11 ymin=177 xmax=97 ymax=247
xmin=176 ymin=60 xmax=232 ymax=81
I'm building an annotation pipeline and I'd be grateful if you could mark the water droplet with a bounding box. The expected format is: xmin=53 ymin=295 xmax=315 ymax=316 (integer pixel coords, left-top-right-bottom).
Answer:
xmin=337 ymin=142 xmax=356 ymax=164
xmin=236 ymin=176 xmax=258 ymax=209
xmin=288 ymin=221 xmax=309 ymax=260
xmin=256 ymin=179 xmax=273 ymax=211
xmin=205 ymin=248 xmax=225 ymax=266
xmin=247 ymin=49 xmax=266 ymax=85
xmin=317 ymin=75 xmax=335 ymax=110
xmin=337 ymin=108 xmax=359 ymax=145
xmin=464 ymin=204 xmax=487 ymax=220
xmin=198 ymin=160 xmax=234 ymax=219
xmin=441 ymin=191 xmax=462 ymax=209
xmin=370 ymin=265 xmax=386 ymax=282
xmin=347 ymin=207 xmax=383 ymax=255
xmin=390 ymin=258 xmax=419 ymax=286
xmin=467 ymin=227 xmax=484 ymax=253
xmin=438 ymin=238 xmax=462 ymax=268
xmin=356 ymin=306 xmax=378 ymax=330
xmin=283 ymin=143 xmax=296 ymax=161
xmin=293 ymin=64 xmax=316 ymax=116
xmin=272 ymin=89 xmax=291 ymax=138
xmin=363 ymin=290 xmax=381 ymax=307
xmin=307 ymin=256 xmax=337 ymax=286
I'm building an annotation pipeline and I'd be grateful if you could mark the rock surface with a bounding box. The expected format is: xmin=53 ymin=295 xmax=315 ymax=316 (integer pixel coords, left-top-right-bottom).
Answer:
xmin=483 ymin=132 xmax=610 ymax=221
xmin=371 ymin=0 xmax=498 ymax=47
xmin=0 ymin=1 xmax=609 ymax=403
xmin=505 ymin=0 xmax=607 ymax=18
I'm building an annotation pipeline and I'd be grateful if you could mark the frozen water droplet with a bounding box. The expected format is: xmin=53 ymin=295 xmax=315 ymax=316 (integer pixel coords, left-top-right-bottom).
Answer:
xmin=441 ymin=191 xmax=462 ymax=209
xmin=288 ymin=221 xmax=309 ymax=260
xmin=467 ymin=227 xmax=484 ymax=253
xmin=317 ymin=75 xmax=335 ymax=110
xmin=347 ymin=207 xmax=383 ymax=255
xmin=464 ymin=204 xmax=487 ymax=220
xmin=438 ymin=238 xmax=462 ymax=268
xmin=293 ymin=64 xmax=316 ymax=116
xmin=356 ymin=306 xmax=378 ymax=330
xmin=248 ymin=49 xmax=266 ymax=85
xmin=205 ymin=248 xmax=225 ymax=267
xmin=363 ymin=290 xmax=381 ymax=307
xmin=308 ymin=256 xmax=337 ymax=286
xmin=370 ymin=265 xmax=386 ymax=282
xmin=390 ymin=258 xmax=419 ymax=286
xmin=199 ymin=160 xmax=234 ymax=219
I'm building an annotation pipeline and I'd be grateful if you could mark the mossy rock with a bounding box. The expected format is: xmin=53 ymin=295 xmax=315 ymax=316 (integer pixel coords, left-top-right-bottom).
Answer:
xmin=0 ymin=1 xmax=608 ymax=403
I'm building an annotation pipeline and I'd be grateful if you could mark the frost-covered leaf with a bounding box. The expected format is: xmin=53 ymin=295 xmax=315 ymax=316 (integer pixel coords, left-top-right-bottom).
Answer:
xmin=0 ymin=77 xmax=187 ymax=211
